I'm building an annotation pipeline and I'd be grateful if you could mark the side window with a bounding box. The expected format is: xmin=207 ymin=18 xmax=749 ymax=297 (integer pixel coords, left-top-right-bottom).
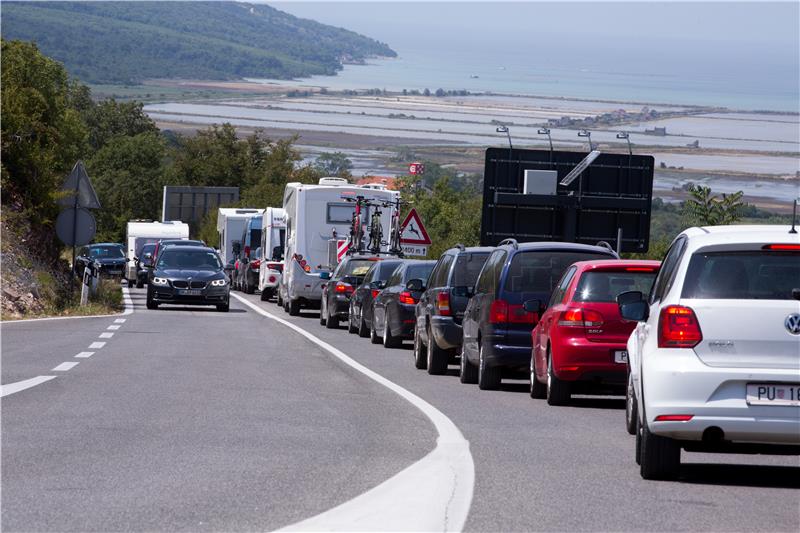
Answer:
xmin=435 ymin=255 xmax=454 ymax=287
xmin=387 ymin=266 xmax=403 ymax=287
xmin=427 ymin=260 xmax=442 ymax=288
xmin=476 ymin=250 xmax=506 ymax=294
xmin=549 ymin=266 xmax=577 ymax=307
xmin=492 ymin=251 xmax=507 ymax=291
xmin=363 ymin=265 xmax=376 ymax=284
xmin=333 ymin=260 xmax=347 ymax=279
xmin=650 ymin=237 xmax=687 ymax=304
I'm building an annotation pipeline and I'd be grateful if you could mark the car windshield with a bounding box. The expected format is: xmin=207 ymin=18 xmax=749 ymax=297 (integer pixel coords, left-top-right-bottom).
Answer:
xmin=89 ymin=246 xmax=124 ymax=258
xmin=453 ymin=252 xmax=490 ymax=287
xmin=405 ymin=263 xmax=435 ymax=283
xmin=141 ymin=244 xmax=156 ymax=255
xmin=681 ymin=251 xmax=800 ymax=300
xmin=157 ymin=249 xmax=222 ymax=270
xmin=504 ymin=251 xmax=613 ymax=293
xmin=573 ymin=271 xmax=657 ymax=302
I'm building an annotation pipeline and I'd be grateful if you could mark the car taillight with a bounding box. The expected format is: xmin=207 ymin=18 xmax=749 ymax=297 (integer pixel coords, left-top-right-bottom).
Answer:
xmin=371 ymin=289 xmax=380 ymax=298
xmin=558 ymin=308 xmax=604 ymax=327
xmin=763 ymin=244 xmax=800 ymax=251
xmin=251 ymin=259 xmax=261 ymax=269
xmin=436 ymin=292 xmax=451 ymax=316
xmin=489 ymin=299 xmax=536 ymax=324
xmin=399 ymin=291 xmax=416 ymax=305
xmin=335 ymin=282 xmax=354 ymax=294
xmin=658 ymin=305 xmax=702 ymax=348
xmin=655 ymin=414 xmax=694 ymax=422
xmin=625 ymin=267 xmax=656 ymax=272
xmin=294 ymin=254 xmax=311 ymax=273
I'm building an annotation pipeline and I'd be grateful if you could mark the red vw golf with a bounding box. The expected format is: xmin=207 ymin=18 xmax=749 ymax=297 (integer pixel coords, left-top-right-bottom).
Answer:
xmin=530 ymin=260 xmax=660 ymax=405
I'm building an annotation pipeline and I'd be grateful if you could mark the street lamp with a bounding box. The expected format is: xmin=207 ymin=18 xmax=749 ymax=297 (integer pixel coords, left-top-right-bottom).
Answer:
xmin=578 ymin=129 xmax=594 ymax=151
xmin=537 ymin=127 xmax=553 ymax=152
xmin=616 ymin=131 xmax=633 ymax=155
xmin=496 ymin=125 xmax=513 ymax=150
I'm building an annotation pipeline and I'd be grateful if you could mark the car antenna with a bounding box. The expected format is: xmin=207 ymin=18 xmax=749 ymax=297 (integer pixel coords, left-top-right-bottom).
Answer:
xmin=789 ymin=199 xmax=797 ymax=234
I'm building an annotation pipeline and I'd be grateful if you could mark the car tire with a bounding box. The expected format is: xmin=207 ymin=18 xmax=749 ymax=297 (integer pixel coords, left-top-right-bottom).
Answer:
xmin=277 ymin=293 xmax=283 ymax=307
xmin=635 ymin=417 xmax=642 ymax=465
xmin=347 ymin=308 xmax=359 ymax=334
xmin=546 ymin=350 xmax=571 ymax=406
xmin=426 ymin=326 xmax=448 ymax=375
xmin=640 ymin=422 xmax=681 ymax=480
xmin=383 ymin=312 xmax=401 ymax=348
xmin=288 ymin=299 xmax=300 ymax=316
xmin=260 ymin=288 xmax=271 ymax=302
xmin=217 ymin=301 xmax=230 ymax=312
xmin=460 ymin=347 xmax=478 ymax=384
xmin=413 ymin=327 xmax=427 ymax=369
xmin=326 ymin=307 xmax=339 ymax=329
xmin=357 ymin=312 xmax=369 ymax=338
xmin=245 ymin=282 xmax=254 ymax=295
xmin=319 ymin=299 xmax=327 ymax=325
xmin=136 ymin=279 xmax=144 ymax=289
xmin=626 ymin=372 xmax=638 ymax=435
xmin=127 ymin=279 xmax=134 ymax=288
xmin=146 ymin=291 xmax=158 ymax=310
xmin=530 ymin=354 xmax=547 ymax=399
xmin=370 ymin=319 xmax=382 ymax=344
xmin=477 ymin=342 xmax=501 ymax=390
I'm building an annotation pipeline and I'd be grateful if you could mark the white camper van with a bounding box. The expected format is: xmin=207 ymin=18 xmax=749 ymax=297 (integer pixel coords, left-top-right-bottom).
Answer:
xmin=280 ymin=177 xmax=400 ymax=315
xmin=216 ymin=208 xmax=264 ymax=267
xmin=124 ymin=220 xmax=189 ymax=287
xmin=258 ymin=208 xmax=287 ymax=301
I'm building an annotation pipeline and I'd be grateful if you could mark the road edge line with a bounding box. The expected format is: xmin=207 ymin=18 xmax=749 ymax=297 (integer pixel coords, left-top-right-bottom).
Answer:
xmin=0 ymin=376 xmax=58 ymax=398
xmin=1 ymin=286 xmax=135 ymax=325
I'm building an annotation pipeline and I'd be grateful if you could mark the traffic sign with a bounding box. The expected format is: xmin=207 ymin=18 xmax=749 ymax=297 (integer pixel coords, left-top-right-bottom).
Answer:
xmin=408 ymin=162 xmax=425 ymax=175
xmin=55 ymin=207 xmax=97 ymax=247
xmin=336 ymin=240 xmax=350 ymax=262
xmin=401 ymin=244 xmax=428 ymax=257
xmin=59 ymin=161 xmax=101 ymax=209
xmin=400 ymin=208 xmax=431 ymax=245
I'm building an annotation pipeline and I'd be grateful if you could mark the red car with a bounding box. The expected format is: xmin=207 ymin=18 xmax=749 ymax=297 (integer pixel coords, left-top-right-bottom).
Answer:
xmin=530 ymin=259 xmax=660 ymax=405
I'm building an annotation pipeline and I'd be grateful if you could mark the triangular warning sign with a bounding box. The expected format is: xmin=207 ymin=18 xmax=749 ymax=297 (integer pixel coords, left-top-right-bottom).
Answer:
xmin=400 ymin=208 xmax=431 ymax=245
xmin=59 ymin=161 xmax=101 ymax=209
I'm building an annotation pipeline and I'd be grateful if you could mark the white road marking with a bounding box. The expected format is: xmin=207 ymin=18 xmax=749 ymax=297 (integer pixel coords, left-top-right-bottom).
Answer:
xmin=107 ymin=325 xmax=120 ymax=330
xmin=89 ymin=342 xmax=106 ymax=349
xmin=121 ymin=287 xmax=134 ymax=315
xmin=114 ymin=318 xmax=126 ymax=323
xmin=75 ymin=352 xmax=95 ymax=358
xmin=52 ymin=362 xmax=80 ymax=372
xmin=231 ymin=293 xmax=474 ymax=532
xmin=99 ymin=332 xmax=114 ymax=338
xmin=0 ymin=376 xmax=57 ymax=398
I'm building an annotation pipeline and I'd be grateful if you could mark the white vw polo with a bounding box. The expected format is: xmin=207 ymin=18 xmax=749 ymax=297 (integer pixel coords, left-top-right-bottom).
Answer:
xmin=619 ymin=225 xmax=800 ymax=480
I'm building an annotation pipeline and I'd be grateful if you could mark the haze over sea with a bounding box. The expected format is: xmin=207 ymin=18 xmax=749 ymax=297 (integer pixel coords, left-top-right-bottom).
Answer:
xmin=271 ymin=1 xmax=799 ymax=112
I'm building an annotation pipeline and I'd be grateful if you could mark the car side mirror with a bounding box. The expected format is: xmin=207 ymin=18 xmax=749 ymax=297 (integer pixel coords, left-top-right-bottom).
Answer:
xmin=617 ymin=291 xmax=649 ymax=321
xmin=406 ymin=278 xmax=425 ymax=292
xmin=523 ymin=299 xmax=544 ymax=314
xmin=319 ymin=271 xmax=331 ymax=280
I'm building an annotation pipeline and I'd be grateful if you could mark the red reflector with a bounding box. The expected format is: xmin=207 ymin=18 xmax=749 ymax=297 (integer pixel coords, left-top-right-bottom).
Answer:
xmin=269 ymin=276 xmax=276 ymax=283
xmin=763 ymin=244 xmax=800 ymax=251
xmin=436 ymin=292 xmax=451 ymax=316
xmin=399 ymin=291 xmax=416 ymax=305
xmin=658 ymin=305 xmax=702 ymax=348
xmin=560 ymin=366 xmax=580 ymax=372
xmin=335 ymin=282 xmax=353 ymax=294
xmin=625 ymin=267 xmax=656 ymax=272
xmin=655 ymin=414 xmax=694 ymax=422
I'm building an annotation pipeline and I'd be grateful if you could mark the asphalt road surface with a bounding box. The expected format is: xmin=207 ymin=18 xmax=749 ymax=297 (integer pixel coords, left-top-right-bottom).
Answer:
xmin=2 ymin=286 xmax=798 ymax=532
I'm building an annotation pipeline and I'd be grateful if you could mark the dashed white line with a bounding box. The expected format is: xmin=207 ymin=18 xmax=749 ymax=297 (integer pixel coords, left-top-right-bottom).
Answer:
xmin=107 ymin=325 xmax=121 ymax=330
xmin=99 ymin=332 xmax=114 ymax=339
xmin=89 ymin=342 xmax=106 ymax=349
xmin=75 ymin=352 xmax=95 ymax=358
xmin=114 ymin=318 xmax=126 ymax=323
xmin=52 ymin=362 xmax=80 ymax=372
xmin=0 ymin=376 xmax=57 ymax=398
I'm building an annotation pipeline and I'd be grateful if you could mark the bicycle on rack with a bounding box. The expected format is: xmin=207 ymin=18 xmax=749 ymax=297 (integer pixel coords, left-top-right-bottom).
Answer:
xmin=367 ymin=203 xmax=384 ymax=253
xmin=342 ymin=195 xmax=367 ymax=253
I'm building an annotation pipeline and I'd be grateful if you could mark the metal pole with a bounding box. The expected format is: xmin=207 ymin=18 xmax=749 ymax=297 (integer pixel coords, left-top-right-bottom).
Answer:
xmin=616 ymin=227 xmax=623 ymax=255
xmin=70 ymin=165 xmax=81 ymax=295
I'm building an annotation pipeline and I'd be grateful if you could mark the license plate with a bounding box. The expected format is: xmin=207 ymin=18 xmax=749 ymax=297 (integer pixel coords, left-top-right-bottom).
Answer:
xmin=746 ymin=384 xmax=800 ymax=406
xmin=614 ymin=350 xmax=628 ymax=364
xmin=178 ymin=289 xmax=203 ymax=296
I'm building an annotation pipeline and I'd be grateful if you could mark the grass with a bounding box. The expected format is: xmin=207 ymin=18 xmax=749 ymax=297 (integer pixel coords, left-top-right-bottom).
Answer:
xmin=1 ymin=277 xmax=125 ymax=321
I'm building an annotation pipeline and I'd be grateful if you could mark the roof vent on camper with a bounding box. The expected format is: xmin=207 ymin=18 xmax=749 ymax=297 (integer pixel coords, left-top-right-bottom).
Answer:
xmin=318 ymin=177 xmax=350 ymax=186
xmin=235 ymin=209 xmax=259 ymax=214
xmin=361 ymin=183 xmax=388 ymax=191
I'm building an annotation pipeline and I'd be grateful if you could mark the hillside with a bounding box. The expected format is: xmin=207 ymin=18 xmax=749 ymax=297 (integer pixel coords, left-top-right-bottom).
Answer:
xmin=0 ymin=1 xmax=396 ymax=84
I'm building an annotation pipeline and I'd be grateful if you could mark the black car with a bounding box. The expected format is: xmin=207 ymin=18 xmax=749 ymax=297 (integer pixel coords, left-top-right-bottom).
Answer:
xmin=146 ymin=245 xmax=230 ymax=312
xmin=134 ymin=243 xmax=157 ymax=288
xmin=320 ymin=254 xmax=381 ymax=328
xmin=371 ymin=260 xmax=436 ymax=348
xmin=75 ymin=243 xmax=126 ymax=277
xmin=414 ymin=245 xmax=492 ymax=374
xmin=347 ymin=259 xmax=404 ymax=337
xmin=461 ymin=239 xmax=618 ymax=390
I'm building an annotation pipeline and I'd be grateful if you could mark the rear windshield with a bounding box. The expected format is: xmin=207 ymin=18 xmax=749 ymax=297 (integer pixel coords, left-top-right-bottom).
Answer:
xmin=573 ymin=271 xmax=657 ymax=302
xmin=141 ymin=244 xmax=156 ymax=255
xmin=158 ymin=249 xmax=221 ymax=270
xmin=378 ymin=261 xmax=403 ymax=280
xmin=342 ymin=259 xmax=377 ymax=278
xmin=504 ymin=251 xmax=613 ymax=293
xmin=405 ymin=263 xmax=436 ymax=283
xmin=453 ymin=252 xmax=490 ymax=287
xmin=681 ymin=251 xmax=799 ymax=300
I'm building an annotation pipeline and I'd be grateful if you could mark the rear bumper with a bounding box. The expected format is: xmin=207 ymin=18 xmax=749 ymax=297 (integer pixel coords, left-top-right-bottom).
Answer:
xmin=485 ymin=341 xmax=531 ymax=372
xmin=552 ymin=337 xmax=628 ymax=384
xmin=331 ymin=295 xmax=351 ymax=319
xmin=393 ymin=304 xmax=416 ymax=338
xmin=430 ymin=316 xmax=463 ymax=349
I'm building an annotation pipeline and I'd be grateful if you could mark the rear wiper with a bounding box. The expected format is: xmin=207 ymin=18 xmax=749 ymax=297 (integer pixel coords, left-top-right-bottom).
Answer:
xmin=792 ymin=288 xmax=800 ymax=301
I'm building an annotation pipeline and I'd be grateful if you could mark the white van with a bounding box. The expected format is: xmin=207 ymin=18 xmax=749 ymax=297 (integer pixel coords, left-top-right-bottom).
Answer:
xmin=216 ymin=208 xmax=264 ymax=267
xmin=125 ymin=220 xmax=189 ymax=287
xmin=280 ymin=177 xmax=400 ymax=315
xmin=258 ymin=208 xmax=287 ymax=301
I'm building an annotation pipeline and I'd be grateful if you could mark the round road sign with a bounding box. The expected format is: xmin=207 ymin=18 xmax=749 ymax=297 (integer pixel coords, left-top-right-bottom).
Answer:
xmin=55 ymin=207 xmax=97 ymax=247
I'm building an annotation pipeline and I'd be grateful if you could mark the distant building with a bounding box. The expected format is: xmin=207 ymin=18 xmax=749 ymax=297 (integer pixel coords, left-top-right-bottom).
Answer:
xmin=644 ymin=127 xmax=667 ymax=136
xmin=355 ymin=175 xmax=400 ymax=190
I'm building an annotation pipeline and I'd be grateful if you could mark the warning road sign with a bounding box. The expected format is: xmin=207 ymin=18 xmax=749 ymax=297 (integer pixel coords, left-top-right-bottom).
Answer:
xmin=400 ymin=208 xmax=431 ymax=245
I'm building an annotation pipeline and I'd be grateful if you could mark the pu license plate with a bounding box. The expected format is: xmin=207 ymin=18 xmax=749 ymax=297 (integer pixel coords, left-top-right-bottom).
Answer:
xmin=178 ymin=289 xmax=202 ymax=296
xmin=614 ymin=350 xmax=628 ymax=364
xmin=746 ymin=384 xmax=800 ymax=406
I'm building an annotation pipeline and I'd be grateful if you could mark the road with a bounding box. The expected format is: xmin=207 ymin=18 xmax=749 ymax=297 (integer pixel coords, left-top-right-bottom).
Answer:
xmin=2 ymin=286 xmax=798 ymax=532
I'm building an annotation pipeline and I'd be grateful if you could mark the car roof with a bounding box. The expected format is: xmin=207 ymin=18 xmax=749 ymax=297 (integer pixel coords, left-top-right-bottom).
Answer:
xmin=160 ymin=244 xmax=216 ymax=253
xmin=680 ymin=225 xmax=799 ymax=244
xmin=89 ymin=243 xmax=122 ymax=247
xmin=397 ymin=259 xmax=437 ymax=267
xmin=446 ymin=246 xmax=494 ymax=254
xmin=570 ymin=259 xmax=661 ymax=273
xmin=508 ymin=241 xmax=618 ymax=255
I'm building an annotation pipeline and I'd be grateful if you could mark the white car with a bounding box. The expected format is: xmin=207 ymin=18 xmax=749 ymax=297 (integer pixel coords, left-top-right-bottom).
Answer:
xmin=258 ymin=261 xmax=284 ymax=302
xmin=620 ymin=225 xmax=800 ymax=480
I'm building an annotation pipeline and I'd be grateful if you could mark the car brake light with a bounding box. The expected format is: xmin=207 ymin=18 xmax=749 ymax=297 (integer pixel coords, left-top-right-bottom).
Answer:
xmin=251 ymin=259 xmax=261 ymax=269
xmin=489 ymin=299 xmax=536 ymax=324
xmin=436 ymin=292 xmax=451 ymax=316
xmin=335 ymin=282 xmax=354 ymax=294
xmin=658 ymin=305 xmax=702 ymax=348
xmin=763 ymin=244 xmax=800 ymax=251
xmin=371 ymin=289 xmax=380 ymax=298
xmin=655 ymin=414 xmax=694 ymax=422
xmin=558 ymin=308 xmax=604 ymax=327
xmin=625 ymin=267 xmax=656 ymax=272
xmin=399 ymin=291 xmax=416 ymax=305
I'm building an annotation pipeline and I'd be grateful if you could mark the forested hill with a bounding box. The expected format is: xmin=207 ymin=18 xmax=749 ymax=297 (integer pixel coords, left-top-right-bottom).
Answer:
xmin=0 ymin=1 xmax=396 ymax=84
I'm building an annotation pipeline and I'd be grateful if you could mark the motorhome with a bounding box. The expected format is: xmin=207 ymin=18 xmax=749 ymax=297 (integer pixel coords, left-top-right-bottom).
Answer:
xmin=258 ymin=208 xmax=287 ymax=301
xmin=280 ymin=177 xmax=400 ymax=315
xmin=124 ymin=220 xmax=189 ymax=287
xmin=216 ymin=208 xmax=264 ymax=267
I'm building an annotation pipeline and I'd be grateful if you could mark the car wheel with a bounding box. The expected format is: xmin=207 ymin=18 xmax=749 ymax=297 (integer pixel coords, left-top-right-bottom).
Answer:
xmin=217 ymin=300 xmax=230 ymax=312
xmin=635 ymin=417 xmax=642 ymax=465
xmin=383 ymin=311 xmax=401 ymax=348
xmin=426 ymin=326 xmax=448 ymax=375
xmin=460 ymin=347 xmax=478 ymax=384
xmin=347 ymin=306 xmax=358 ymax=334
xmin=136 ymin=279 xmax=144 ymax=289
xmin=413 ymin=327 xmax=427 ymax=369
xmin=260 ymin=288 xmax=271 ymax=302
xmin=530 ymin=353 xmax=547 ymax=399
xmin=546 ymin=349 xmax=571 ymax=406
xmin=288 ymin=299 xmax=300 ymax=316
xmin=326 ymin=305 xmax=339 ymax=329
xmin=146 ymin=290 xmax=158 ymax=310
xmin=277 ymin=293 xmax=283 ymax=307
xmin=357 ymin=311 xmax=369 ymax=338
xmin=319 ymin=298 xmax=327 ymax=325
xmin=626 ymin=372 xmax=638 ymax=435
xmin=640 ymin=422 xmax=681 ymax=480
xmin=245 ymin=282 xmax=254 ymax=295
xmin=477 ymin=342 xmax=501 ymax=390
xmin=370 ymin=318 xmax=382 ymax=344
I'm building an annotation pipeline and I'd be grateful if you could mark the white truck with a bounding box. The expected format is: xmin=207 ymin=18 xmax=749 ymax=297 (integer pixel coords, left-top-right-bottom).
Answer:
xmin=280 ymin=177 xmax=400 ymax=315
xmin=124 ymin=220 xmax=189 ymax=287
xmin=258 ymin=207 xmax=287 ymax=302
xmin=216 ymin=208 xmax=264 ymax=267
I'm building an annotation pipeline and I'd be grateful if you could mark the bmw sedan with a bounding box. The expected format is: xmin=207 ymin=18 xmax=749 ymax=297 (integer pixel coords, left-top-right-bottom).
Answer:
xmin=146 ymin=245 xmax=230 ymax=312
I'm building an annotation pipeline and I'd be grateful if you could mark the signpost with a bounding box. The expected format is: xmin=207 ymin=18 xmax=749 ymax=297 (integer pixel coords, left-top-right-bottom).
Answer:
xmin=399 ymin=208 xmax=431 ymax=257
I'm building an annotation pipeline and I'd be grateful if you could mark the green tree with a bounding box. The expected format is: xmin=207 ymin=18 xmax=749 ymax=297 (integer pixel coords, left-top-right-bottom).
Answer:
xmin=314 ymin=152 xmax=353 ymax=178
xmin=82 ymin=99 xmax=159 ymax=151
xmin=682 ymin=185 xmax=745 ymax=226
